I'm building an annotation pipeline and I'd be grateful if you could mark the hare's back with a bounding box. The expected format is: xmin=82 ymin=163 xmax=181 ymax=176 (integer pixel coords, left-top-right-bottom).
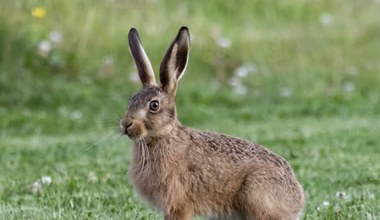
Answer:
xmin=186 ymin=129 xmax=299 ymax=181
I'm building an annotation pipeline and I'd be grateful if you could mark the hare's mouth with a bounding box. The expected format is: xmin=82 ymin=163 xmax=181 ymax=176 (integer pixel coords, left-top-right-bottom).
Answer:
xmin=120 ymin=123 xmax=147 ymax=140
xmin=125 ymin=131 xmax=143 ymax=140
xmin=122 ymin=126 xmax=143 ymax=139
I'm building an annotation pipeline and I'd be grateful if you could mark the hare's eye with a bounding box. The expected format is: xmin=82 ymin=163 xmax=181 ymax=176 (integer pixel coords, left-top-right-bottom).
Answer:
xmin=149 ymin=100 xmax=159 ymax=112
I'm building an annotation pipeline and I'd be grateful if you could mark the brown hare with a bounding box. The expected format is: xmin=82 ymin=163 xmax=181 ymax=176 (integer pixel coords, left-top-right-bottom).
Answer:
xmin=120 ymin=26 xmax=305 ymax=220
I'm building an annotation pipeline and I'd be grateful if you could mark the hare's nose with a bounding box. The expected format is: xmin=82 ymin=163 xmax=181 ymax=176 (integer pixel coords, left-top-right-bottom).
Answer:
xmin=120 ymin=119 xmax=133 ymax=134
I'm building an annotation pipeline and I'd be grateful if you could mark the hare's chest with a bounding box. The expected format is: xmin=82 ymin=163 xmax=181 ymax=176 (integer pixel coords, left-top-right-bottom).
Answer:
xmin=130 ymin=158 xmax=165 ymax=209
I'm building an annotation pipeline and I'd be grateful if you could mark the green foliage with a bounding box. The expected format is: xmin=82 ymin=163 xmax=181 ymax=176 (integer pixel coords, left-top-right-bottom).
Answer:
xmin=1 ymin=0 xmax=380 ymax=219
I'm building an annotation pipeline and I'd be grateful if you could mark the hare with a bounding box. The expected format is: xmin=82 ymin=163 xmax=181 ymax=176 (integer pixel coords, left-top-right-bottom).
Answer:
xmin=120 ymin=27 xmax=305 ymax=220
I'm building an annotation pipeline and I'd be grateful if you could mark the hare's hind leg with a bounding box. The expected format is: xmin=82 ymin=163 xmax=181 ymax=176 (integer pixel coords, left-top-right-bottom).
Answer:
xmin=235 ymin=172 xmax=303 ymax=220
xmin=237 ymin=187 xmax=301 ymax=220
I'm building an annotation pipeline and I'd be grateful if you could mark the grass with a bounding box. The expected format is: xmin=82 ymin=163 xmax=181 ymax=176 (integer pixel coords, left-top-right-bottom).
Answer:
xmin=1 ymin=0 xmax=380 ymax=219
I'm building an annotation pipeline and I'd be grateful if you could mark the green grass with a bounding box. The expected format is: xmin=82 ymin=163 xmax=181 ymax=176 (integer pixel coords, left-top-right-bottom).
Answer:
xmin=1 ymin=0 xmax=380 ymax=219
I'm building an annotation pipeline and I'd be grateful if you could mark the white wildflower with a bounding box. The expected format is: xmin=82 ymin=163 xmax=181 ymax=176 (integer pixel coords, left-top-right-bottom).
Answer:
xmin=335 ymin=191 xmax=350 ymax=200
xmin=322 ymin=201 xmax=330 ymax=207
xmin=50 ymin=31 xmax=63 ymax=44
xmin=367 ymin=212 xmax=375 ymax=220
xmin=102 ymin=173 xmax=112 ymax=183
xmin=302 ymin=127 xmax=312 ymax=138
xmin=228 ymin=76 xmax=248 ymax=95
xmin=32 ymin=180 xmax=42 ymax=194
xmin=334 ymin=205 xmax=342 ymax=212
xmin=88 ymin=172 xmax=98 ymax=183
xmin=216 ymin=37 xmax=231 ymax=48
xmin=38 ymin=40 xmax=51 ymax=58
xmin=71 ymin=111 xmax=82 ymax=120
xmin=280 ymin=87 xmax=293 ymax=97
xmin=211 ymin=81 xmax=221 ymax=90
xmin=346 ymin=65 xmax=357 ymax=75
xmin=41 ymin=176 xmax=52 ymax=185
xmin=319 ymin=13 xmax=334 ymax=26
xmin=129 ymin=72 xmax=140 ymax=83
xmin=228 ymin=77 xmax=241 ymax=87
xmin=368 ymin=193 xmax=375 ymax=199
xmin=344 ymin=82 xmax=355 ymax=93
xmin=232 ymin=84 xmax=248 ymax=96
xmin=234 ymin=63 xmax=258 ymax=78
xmin=101 ymin=56 xmax=114 ymax=76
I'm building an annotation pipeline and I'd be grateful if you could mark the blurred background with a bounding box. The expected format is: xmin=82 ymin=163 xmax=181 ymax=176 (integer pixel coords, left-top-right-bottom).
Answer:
xmin=1 ymin=0 xmax=380 ymax=219
xmin=1 ymin=0 xmax=379 ymax=134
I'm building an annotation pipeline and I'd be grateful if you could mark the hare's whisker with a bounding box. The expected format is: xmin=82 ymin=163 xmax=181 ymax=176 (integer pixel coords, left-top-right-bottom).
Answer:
xmin=81 ymin=130 xmax=119 ymax=153
xmin=105 ymin=131 xmax=124 ymax=160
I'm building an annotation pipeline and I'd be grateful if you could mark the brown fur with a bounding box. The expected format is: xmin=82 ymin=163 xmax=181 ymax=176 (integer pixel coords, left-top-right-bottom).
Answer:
xmin=120 ymin=27 xmax=305 ymax=220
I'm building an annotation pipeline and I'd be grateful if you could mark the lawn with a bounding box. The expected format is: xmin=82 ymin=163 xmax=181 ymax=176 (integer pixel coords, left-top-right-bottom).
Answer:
xmin=1 ymin=0 xmax=380 ymax=219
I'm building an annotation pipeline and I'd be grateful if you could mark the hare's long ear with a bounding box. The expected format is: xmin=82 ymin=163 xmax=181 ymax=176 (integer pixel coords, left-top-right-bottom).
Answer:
xmin=159 ymin=26 xmax=190 ymax=97
xmin=128 ymin=28 xmax=156 ymax=88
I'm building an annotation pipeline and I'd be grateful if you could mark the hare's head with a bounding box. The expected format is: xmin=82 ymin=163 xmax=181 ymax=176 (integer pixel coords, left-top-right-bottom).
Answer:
xmin=120 ymin=27 xmax=190 ymax=140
